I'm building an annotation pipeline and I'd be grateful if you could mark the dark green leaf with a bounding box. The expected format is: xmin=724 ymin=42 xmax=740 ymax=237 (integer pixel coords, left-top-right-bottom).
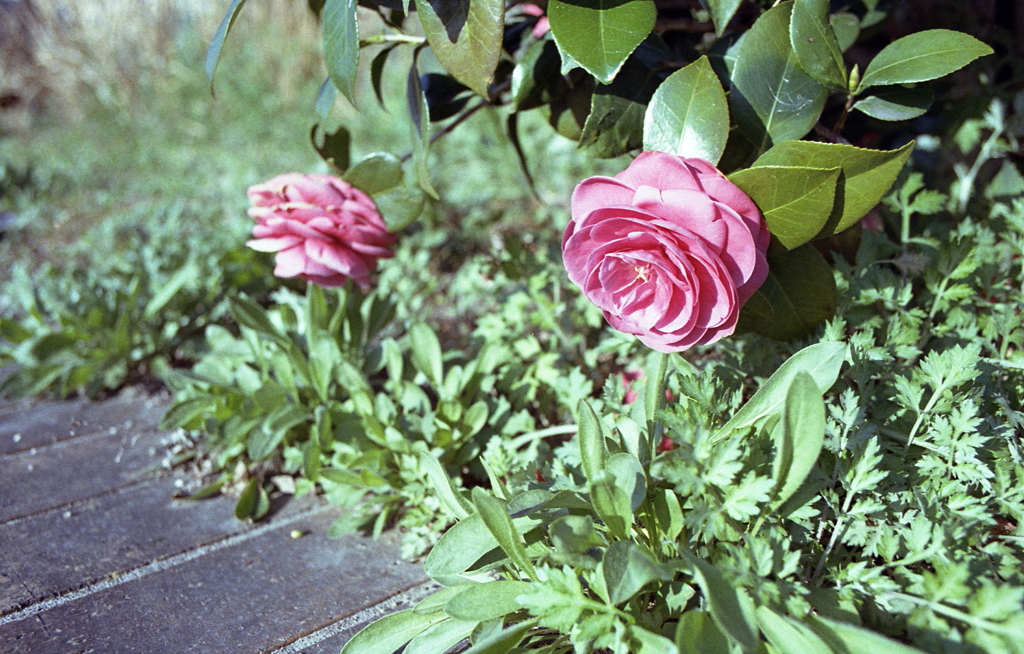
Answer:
xmin=684 ymin=554 xmax=759 ymax=651
xmin=462 ymin=618 xmax=538 ymax=654
xmin=736 ymin=243 xmax=837 ymax=343
xmin=756 ymin=607 xmax=832 ymax=654
xmin=730 ymin=1 xmax=828 ymax=150
xmin=407 ymin=50 xmax=439 ymax=198
xmin=235 ymin=478 xmax=270 ymax=521
xmin=473 ymin=488 xmax=536 ymax=578
xmin=339 ymin=609 xmax=448 ymax=654
xmin=675 ymin=611 xmax=731 ymax=654
xmin=415 ymin=0 xmax=504 ymax=96
xmin=205 ymin=0 xmax=250 ymax=95
xmin=548 ymin=0 xmax=656 ymax=84
xmin=702 ymin=0 xmax=741 ymax=37
xmin=375 ymin=186 xmax=426 ymax=232
xmin=178 ymin=479 xmax=226 ymax=501
xmin=405 ymin=617 xmax=477 ymax=654
xmin=311 ymin=124 xmax=352 ymax=173
xmin=602 ymin=541 xmax=665 ymax=605
xmin=343 ymin=152 xmax=404 ymax=196
xmin=370 ymin=44 xmax=399 ymax=109
xmin=409 ymin=322 xmax=444 ymax=389
xmin=771 ymin=371 xmax=825 ymax=508
xmin=829 ymin=13 xmax=859 ymax=52
xmin=577 ymin=399 xmax=608 ymax=485
xmin=228 ymin=296 xmax=291 ymax=349
xmin=444 ymin=581 xmax=531 ymax=621
xmin=717 ymin=340 xmax=845 ymax=438
xmin=643 ymin=55 xmax=729 ymax=164
xmin=858 ymin=29 xmax=994 ymax=91
xmin=579 ymin=36 xmax=667 ymax=158
xmin=853 ymin=84 xmax=933 ymax=121
xmin=751 ymin=139 xmax=914 ymax=233
xmin=790 ymin=0 xmax=847 ymax=90
xmin=0 ymin=318 xmax=32 ymax=344
xmin=591 ymin=453 xmax=645 ymax=541
xmin=322 ymin=0 xmax=359 ymax=102
xmin=807 ymin=614 xmax=929 ymax=654
xmin=729 ymin=165 xmax=840 ymax=249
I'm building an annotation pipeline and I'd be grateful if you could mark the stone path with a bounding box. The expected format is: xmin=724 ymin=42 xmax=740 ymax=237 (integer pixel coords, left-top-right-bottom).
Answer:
xmin=0 ymin=388 xmax=432 ymax=653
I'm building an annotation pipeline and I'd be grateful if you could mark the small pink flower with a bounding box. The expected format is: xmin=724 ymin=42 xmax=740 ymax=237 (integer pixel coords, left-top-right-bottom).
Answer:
xmin=620 ymin=369 xmax=644 ymax=405
xmin=520 ymin=3 xmax=550 ymax=38
xmin=562 ymin=152 xmax=769 ymax=352
xmin=246 ymin=173 xmax=396 ymax=289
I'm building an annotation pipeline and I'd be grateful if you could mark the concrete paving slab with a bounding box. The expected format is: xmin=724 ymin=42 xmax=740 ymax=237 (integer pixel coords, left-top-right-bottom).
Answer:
xmin=0 ymin=389 xmax=168 ymax=455
xmin=0 ymin=477 xmax=328 ymax=615
xmin=0 ymin=428 xmax=168 ymax=523
xmin=0 ymin=509 xmax=430 ymax=654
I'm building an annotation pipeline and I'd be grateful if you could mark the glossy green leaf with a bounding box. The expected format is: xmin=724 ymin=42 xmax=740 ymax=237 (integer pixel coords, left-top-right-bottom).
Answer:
xmin=577 ymin=399 xmax=608 ymax=485
xmin=790 ymin=0 xmax=847 ymax=90
xmin=729 ymin=165 xmax=840 ymax=249
xmin=807 ymin=614 xmax=930 ymax=654
xmin=675 ymin=611 xmax=731 ymax=654
xmin=730 ymin=1 xmax=827 ymax=150
xmin=235 ymin=478 xmax=270 ymax=521
xmin=415 ymin=0 xmax=504 ymax=97
xmin=736 ymin=244 xmax=837 ymax=343
xmin=858 ymin=29 xmax=994 ymax=91
xmin=684 ymin=554 xmax=759 ymax=652
xmin=717 ymin=340 xmax=846 ymax=438
xmin=444 ymin=580 xmax=531 ymax=621
xmin=643 ymin=55 xmax=729 ymax=164
xmin=756 ymin=607 xmax=832 ymax=654
xmin=343 ymin=152 xmax=404 ymax=196
xmin=205 ymin=0 xmax=250 ymax=95
xmin=829 ymin=13 xmax=860 ymax=52
xmin=375 ymin=186 xmax=426 ymax=232
xmin=339 ymin=609 xmax=448 ymax=654
xmin=770 ymin=371 xmax=825 ymax=508
xmin=473 ymin=487 xmax=536 ymax=578
xmin=322 ymin=0 xmax=359 ymax=102
xmin=405 ymin=617 xmax=477 ymax=654
xmin=752 ymin=140 xmax=914 ymax=234
xmin=853 ymin=84 xmax=933 ymax=121
xmin=703 ymin=0 xmax=742 ymax=37
xmin=579 ymin=37 xmax=666 ymax=159
xmin=603 ymin=541 xmax=665 ymax=605
xmin=548 ymin=0 xmax=656 ymax=84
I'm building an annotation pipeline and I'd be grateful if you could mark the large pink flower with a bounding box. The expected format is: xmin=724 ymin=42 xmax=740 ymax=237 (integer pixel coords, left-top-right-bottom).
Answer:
xmin=562 ymin=151 xmax=769 ymax=352
xmin=246 ymin=173 xmax=396 ymax=289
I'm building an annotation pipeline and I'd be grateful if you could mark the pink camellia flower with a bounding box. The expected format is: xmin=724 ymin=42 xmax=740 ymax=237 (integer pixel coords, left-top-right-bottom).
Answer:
xmin=520 ymin=3 xmax=549 ymax=38
xmin=562 ymin=151 xmax=769 ymax=352
xmin=246 ymin=173 xmax=396 ymax=289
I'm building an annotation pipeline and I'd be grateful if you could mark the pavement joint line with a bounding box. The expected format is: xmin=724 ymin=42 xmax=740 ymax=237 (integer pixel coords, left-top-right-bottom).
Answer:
xmin=271 ymin=580 xmax=440 ymax=654
xmin=0 ymin=502 xmax=335 ymax=627
xmin=0 ymin=425 xmax=165 ymax=459
xmin=0 ymin=470 xmax=167 ymax=528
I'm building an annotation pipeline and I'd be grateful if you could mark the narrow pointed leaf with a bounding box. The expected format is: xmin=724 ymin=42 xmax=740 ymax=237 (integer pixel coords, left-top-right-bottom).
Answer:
xmin=548 ymin=0 xmax=656 ymax=84
xmin=756 ymin=607 xmax=833 ymax=654
xmin=205 ymin=0 xmax=250 ymax=95
xmin=643 ymin=55 xmax=729 ymax=164
xmin=771 ymin=371 xmax=825 ymax=508
xmin=339 ymin=609 xmax=448 ymax=654
xmin=577 ymin=399 xmax=608 ymax=485
xmin=858 ymin=29 xmax=993 ymax=91
xmin=473 ymin=488 xmax=536 ymax=578
xmin=717 ymin=340 xmax=846 ymax=438
xmin=730 ymin=1 xmax=827 ymax=150
xmin=853 ymin=84 xmax=933 ymax=121
xmin=703 ymin=0 xmax=742 ymax=37
xmin=322 ymin=0 xmax=359 ymax=102
xmin=684 ymin=554 xmax=759 ymax=652
xmin=415 ymin=0 xmax=504 ymax=97
xmin=729 ymin=165 xmax=840 ymax=249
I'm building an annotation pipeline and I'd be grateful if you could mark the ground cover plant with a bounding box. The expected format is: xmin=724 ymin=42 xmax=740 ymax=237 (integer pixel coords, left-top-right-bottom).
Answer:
xmin=3 ymin=0 xmax=1024 ymax=652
